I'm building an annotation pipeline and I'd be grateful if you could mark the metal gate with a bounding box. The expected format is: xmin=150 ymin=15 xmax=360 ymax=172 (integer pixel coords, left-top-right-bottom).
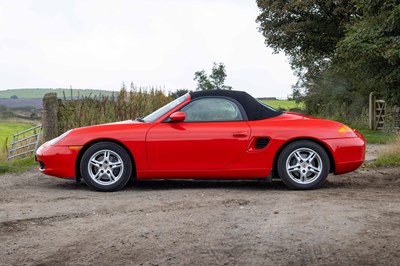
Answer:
xmin=8 ymin=125 xmax=42 ymax=160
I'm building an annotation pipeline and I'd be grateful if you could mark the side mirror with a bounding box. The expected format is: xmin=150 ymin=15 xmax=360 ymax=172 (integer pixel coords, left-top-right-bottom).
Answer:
xmin=169 ymin=111 xmax=185 ymax=122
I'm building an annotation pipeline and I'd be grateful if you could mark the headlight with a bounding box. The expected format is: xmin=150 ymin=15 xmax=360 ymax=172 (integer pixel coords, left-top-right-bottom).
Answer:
xmin=48 ymin=130 xmax=72 ymax=145
xmin=338 ymin=125 xmax=356 ymax=137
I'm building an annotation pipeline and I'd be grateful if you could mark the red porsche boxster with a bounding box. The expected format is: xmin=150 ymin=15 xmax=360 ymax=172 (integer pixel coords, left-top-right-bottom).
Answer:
xmin=36 ymin=90 xmax=365 ymax=192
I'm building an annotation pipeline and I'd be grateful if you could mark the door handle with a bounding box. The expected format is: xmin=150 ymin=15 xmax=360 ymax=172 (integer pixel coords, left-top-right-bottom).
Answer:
xmin=233 ymin=132 xmax=248 ymax=137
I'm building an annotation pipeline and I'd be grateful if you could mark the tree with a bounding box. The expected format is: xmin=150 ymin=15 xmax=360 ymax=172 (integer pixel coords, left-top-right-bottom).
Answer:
xmin=256 ymin=0 xmax=400 ymax=119
xmin=256 ymin=0 xmax=357 ymax=79
xmin=10 ymin=95 xmax=18 ymax=99
xmin=194 ymin=62 xmax=232 ymax=90
xmin=256 ymin=1 xmax=360 ymax=116
xmin=335 ymin=0 xmax=400 ymax=105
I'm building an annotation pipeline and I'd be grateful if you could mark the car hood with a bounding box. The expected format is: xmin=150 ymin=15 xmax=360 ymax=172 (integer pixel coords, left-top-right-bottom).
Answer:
xmin=55 ymin=120 xmax=152 ymax=146
xmin=104 ymin=120 xmax=143 ymax=125
xmin=74 ymin=119 xmax=145 ymax=130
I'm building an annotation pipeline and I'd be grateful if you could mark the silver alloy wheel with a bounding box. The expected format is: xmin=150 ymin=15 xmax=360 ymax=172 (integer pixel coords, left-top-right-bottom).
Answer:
xmin=87 ymin=149 xmax=124 ymax=186
xmin=285 ymin=148 xmax=323 ymax=184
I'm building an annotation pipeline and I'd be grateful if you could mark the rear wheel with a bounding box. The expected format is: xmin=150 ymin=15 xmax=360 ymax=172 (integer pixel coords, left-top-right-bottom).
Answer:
xmin=277 ymin=140 xmax=330 ymax=190
xmin=80 ymin=142 xmax=132 ymax=192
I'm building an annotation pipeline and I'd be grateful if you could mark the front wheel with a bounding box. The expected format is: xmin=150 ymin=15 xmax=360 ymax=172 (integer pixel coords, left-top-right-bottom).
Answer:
xmin=277 ymin=141 xmax=330 ymax=190
xmin=80 ymin=142 xmax=132 ymax=192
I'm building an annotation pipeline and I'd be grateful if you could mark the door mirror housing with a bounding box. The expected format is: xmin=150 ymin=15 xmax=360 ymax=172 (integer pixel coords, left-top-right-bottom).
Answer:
xmin=169 ymin=111 xmax=185 ymax=122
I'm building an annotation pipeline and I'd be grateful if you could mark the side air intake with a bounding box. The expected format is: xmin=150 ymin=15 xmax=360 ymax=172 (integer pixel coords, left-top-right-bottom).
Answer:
xmin=255 ymin=137 xmax=269 ymax=149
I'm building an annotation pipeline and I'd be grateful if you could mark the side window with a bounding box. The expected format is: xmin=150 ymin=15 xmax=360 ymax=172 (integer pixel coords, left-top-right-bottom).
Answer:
xmin=181 ymin=98 xmax=243 ymax=122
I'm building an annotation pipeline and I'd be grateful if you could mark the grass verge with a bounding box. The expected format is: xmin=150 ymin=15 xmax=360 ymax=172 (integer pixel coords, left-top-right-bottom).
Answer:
xmin=369 ymin=136 xmax=400 ymax=167
xmin=0 ymin=157 xmax=37 ymax=174
xmin=355 ymin=128 xmax=395 ymax=144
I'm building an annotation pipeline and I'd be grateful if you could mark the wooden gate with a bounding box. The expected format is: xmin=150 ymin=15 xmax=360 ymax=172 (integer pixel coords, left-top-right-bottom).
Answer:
xmin=374 ymin=100 xmax=386 ymax=130
xmin=369 ymin=92 xmax=386 ymax=130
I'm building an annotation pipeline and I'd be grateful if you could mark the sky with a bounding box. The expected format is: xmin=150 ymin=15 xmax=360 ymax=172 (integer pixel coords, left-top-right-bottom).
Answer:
xmin=0 ymin=0 xmax=296 ymax=98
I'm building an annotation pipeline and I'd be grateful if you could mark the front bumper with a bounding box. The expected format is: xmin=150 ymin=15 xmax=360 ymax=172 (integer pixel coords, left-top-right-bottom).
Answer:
xmin=323 ymin=137 xmax=366 ymax=175
xmin=35 ymin=143 xmax=79 ymax=179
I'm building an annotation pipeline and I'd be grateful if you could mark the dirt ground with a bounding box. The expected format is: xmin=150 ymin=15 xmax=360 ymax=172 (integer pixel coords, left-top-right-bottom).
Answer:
xmin=1 ymin=145 xmax=400 ymax=266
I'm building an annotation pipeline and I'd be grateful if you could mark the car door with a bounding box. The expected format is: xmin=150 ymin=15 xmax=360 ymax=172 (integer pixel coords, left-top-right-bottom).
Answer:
xmin=146 ymin=97 xmax=251 ymax=170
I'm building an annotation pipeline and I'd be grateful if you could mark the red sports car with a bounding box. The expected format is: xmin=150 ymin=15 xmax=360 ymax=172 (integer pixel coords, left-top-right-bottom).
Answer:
xmin=36 ymin=90 xmax=365 ymax=192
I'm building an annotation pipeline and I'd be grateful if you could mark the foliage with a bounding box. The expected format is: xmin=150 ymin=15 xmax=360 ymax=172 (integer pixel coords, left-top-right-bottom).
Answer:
xmin=256 ymin=0 xmax=400 ymax=122
xmin=194 ymin=62 xmax=232 ymax=90
xmin=336 ymin=0 xmax=400 ymax=105
xmin=256 ymin=0 xmax=356 ymax=78
xmin=57 ymin=86 xmax=172 ymax=134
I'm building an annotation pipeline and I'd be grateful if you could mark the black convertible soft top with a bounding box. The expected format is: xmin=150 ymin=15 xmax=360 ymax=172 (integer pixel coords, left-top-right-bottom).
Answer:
xmin=189 ymin=90 xmax=282 ymax=121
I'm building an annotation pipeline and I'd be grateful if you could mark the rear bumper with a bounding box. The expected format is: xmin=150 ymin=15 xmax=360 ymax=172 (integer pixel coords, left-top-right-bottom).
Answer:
xmin=35 ymin=143 xmax=78 ymax=179
xmin=322 ymin=137 xmax=366 ymax=175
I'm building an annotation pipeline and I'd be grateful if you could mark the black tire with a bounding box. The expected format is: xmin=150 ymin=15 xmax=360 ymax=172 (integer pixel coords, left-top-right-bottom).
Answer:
xmin=277 ymin=140 xmax=330 ymax=190
xmin=80 ymin=142 xmax=132 ymax=192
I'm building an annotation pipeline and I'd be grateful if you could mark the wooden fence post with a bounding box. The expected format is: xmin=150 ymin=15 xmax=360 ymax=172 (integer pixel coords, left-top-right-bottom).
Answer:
xmin=369 ymin=91 xmax=376 ymax=130
xmin=42 ymin=93 xmax=58 ymax=141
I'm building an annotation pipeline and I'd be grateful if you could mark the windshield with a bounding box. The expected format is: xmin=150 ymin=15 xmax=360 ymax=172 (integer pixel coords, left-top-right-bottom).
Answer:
xmin=143 ymin=94 xmax=189 ymax=122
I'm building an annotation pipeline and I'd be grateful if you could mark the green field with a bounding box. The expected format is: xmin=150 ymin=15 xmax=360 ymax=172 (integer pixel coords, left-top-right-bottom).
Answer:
xmin=0 ymin=122 xmax=36 ymax=148
xmin=0 ymin=122 xmax=38 ymax=172
xmin=261 ymin=99 xmax=304 ymax=110
xmin=0 ymin=88 xmax=114 ymax=99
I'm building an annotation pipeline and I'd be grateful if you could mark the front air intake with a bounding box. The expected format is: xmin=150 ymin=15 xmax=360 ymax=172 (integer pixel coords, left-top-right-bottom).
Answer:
xmin=255 ymin=137 xmax=269 ymax=149
xmin=39 ymin=161 xmax=45 ymax=170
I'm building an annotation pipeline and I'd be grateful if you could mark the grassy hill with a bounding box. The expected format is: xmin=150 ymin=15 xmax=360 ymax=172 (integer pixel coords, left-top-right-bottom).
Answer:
xmin=0 ymin=88 xmax=114 ymax=99
xmin=261 ymin=99 xmax=304 ymax=110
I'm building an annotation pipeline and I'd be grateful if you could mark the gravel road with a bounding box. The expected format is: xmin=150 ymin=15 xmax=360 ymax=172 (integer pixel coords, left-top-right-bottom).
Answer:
xmin=1 ymin=148 xmax=399 ymax=265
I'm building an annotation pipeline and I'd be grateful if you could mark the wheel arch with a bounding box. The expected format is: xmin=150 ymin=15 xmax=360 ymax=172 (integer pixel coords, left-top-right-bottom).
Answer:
xmin=272 ymin=138 xmax=335 ymax=177
xmin=75 ymin=138 xmax=137 ymax=181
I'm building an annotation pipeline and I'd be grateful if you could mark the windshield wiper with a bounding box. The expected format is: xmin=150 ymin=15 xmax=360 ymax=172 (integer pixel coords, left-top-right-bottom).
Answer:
xmin=134 ymin=118 xmax=145 ymax=122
